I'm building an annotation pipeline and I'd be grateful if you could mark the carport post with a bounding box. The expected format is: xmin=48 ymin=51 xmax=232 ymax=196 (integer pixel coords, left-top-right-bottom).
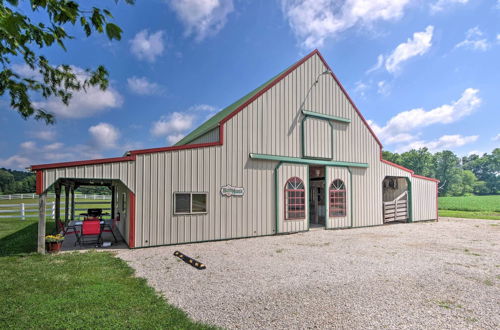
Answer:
xmin=38 ymin=192 xmax=47 ymax=254
xmin=70 ymin=186 xmax=75 ymax=220
xmin=111 ymin=185 xmax=116 ymax=219
xmin=55 ymin=184 xmax=61 ymax=224
xmin=64 ymin=185 xmax=69 ymax=223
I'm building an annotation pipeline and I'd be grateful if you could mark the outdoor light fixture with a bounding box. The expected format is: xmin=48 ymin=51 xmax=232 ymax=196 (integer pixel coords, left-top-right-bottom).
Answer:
xmin=300 ymin=69 xmax=333 ymax=112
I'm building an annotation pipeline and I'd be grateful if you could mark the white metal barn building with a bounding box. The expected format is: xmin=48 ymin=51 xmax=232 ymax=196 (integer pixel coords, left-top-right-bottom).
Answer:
xmin=31 ymin=50 xmax=439 ymax=252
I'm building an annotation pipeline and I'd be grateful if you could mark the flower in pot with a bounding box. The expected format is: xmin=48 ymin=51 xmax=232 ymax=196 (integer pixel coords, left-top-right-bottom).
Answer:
xmin=45 ymin=234 xmax=65 ymax=253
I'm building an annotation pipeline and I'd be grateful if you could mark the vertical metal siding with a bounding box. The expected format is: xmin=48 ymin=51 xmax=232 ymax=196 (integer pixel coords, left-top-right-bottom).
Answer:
xmin=41 ymin=162 xmax=136 ymax=192
xmin=412 ymin=177 xmax=438 ymax=221
xmin=188 ymin=127 xmax=220 ymax=145
xmin=303 ymin=117 xmax=332 ymax=159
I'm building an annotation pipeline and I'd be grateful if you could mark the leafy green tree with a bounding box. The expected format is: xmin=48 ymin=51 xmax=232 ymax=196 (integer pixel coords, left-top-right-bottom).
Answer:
xmin=459 ymin=170 xmax=477 ymax=196
xmin=0 ymin=169 xmax=15 ymax=192
xmin=0 ymin=0 xmax=133 ymax=123
xmin=463 ymin=148 xmax=499 ymax=194
xmin=382 ymin=150 xmax=402 ymax=164
xmin=400 ymin=148 xmax=434 ymax=177
xmin=433 ymin=150 xmax=462 ymax=196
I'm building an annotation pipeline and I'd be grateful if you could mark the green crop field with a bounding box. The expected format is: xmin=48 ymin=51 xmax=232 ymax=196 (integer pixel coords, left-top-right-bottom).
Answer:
xmin=438 ymin=195 xmax=500 ymax=220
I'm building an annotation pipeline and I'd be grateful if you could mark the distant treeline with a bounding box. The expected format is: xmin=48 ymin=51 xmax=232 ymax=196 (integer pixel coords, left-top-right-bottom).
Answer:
xmin=383 ymin=148 xmax=499 ymax=196
xmin=0 ymin=168 xmax=110 ymax=195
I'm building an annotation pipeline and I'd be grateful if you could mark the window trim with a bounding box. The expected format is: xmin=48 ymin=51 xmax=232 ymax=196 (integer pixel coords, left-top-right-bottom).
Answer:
xmin=284 ymin=177 xmax=306 ymax=220
xmin=329 ymin=179 xmax=346 ymax=217
xmin=173 ymin=192 xmax=208 ymax=215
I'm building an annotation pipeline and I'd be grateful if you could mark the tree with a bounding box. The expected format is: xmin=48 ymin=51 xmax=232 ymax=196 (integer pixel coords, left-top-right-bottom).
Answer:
xmin=400 ymin=148 xmax=434 ymax=177
xmin=0 ymin=0 xmax=133 ymax=123
xmin=459 ymin=170 xmax=477 ymax=196
xmin=463 ymin=148 xmax=499 ymax=194
xmin=433 ymin=150 xmax=462 ymax=196
xmin=382 ymin=150 xmax=402 ymax=164
xmin=0 ymin=169 xmax=15 ymax=192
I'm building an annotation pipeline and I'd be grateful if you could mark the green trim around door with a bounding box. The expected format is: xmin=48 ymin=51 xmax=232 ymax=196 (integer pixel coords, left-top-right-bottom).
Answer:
xmin=250 ymin=153 xmax=369 ymax=168
xmin=274 ymin=161 xmax=283 ymax=234
xmin=406 ymin=177 xmax=413 ymax=223
xmin=347 ymin=167 xmax=353 ymax=228
xmin=301 ymin=110 xmax=351 ymax=123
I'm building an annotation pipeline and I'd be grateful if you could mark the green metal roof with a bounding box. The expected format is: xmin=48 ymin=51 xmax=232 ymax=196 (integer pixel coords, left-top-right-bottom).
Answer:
xmin=301 ymin=110 xmax=351 ymax=123
xmin=174 ymin=64 xmax=292 ymax=146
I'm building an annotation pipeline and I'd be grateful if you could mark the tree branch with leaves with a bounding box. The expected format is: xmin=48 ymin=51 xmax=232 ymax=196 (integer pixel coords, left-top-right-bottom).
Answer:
xmin=0 ymin=0 xmax=133 ymax=123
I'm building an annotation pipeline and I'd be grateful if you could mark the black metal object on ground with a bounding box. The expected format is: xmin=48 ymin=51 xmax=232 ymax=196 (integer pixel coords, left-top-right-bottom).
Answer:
xmin=173 ymin=251 xmax=206 ymax=270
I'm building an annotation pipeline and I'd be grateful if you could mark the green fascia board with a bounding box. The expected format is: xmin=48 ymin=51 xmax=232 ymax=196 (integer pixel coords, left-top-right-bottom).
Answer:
xmin=249 ymin=153 xmax=368 ymax=168
xmin=301 ymin=110 xmax=351 ymax=123
xmin=175 ymin=65 xmax=294 ymax=146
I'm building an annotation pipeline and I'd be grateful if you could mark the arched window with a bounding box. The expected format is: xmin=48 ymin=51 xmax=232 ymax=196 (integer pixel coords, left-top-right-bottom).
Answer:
xmin=284 ymin=177 xmax=305 ymax=220
xmin=329 ymin=179 xmax=346 ymax=217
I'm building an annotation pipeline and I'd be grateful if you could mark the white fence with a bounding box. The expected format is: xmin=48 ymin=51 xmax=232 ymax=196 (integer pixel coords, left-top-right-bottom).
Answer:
xmin=0 ymin=200 xmax=112 ymax=220
xmin=0 ymin=193 xmax=111 ymax=200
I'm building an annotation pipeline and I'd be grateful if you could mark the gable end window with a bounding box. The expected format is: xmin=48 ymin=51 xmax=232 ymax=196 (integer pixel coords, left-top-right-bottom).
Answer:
xmin=329 ymin=179 xmax=346 ymax=217
xmin=284 ymin=177 xmax=305 ymax=220
xmin=174 ymin=192 xmax=208 ymax=215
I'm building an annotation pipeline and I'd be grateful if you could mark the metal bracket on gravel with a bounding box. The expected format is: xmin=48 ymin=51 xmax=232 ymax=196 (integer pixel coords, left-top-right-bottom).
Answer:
xmin=174 ymin=251 xmax=206 ymax=270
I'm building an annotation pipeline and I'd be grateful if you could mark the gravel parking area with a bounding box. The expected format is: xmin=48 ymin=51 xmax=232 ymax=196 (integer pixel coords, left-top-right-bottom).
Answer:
xmin=118 ymin=218 xmax=500 ymax=329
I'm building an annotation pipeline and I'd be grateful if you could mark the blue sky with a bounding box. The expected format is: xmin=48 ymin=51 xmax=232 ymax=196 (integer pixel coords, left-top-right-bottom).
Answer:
xmin=1 ymin=0 xmax=499 ymax=170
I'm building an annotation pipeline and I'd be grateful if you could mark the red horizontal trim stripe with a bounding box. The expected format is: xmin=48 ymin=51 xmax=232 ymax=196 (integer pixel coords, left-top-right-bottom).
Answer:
xmin=31 ymin=155 xmax=135 ymax=170
xmin=380 ymin=159 xmax=414 ymax=174
xmin=412 ymin=174 xmax=440 ymax=183
xmin=128 ymin=125 xmax=223 ymax=155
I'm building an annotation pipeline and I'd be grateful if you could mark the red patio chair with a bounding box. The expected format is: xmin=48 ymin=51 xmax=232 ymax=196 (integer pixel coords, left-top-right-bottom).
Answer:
xmin=79 ymin=219 xmax=102 ymax=246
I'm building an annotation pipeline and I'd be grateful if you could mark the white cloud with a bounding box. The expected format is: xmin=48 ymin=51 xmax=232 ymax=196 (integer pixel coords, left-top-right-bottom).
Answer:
xmin=89 ymin=123 xmax=120 ymax=149
xmin=455 ymin=27 xmax=490 ymax=51
xmin=31 ymin=130 xmax=56 ymax=141
xmin=168 ymin=0 xmax=233 ymax=41
xmin=369 ymin=88 xmax=481 ymax=144
xmin=151 ymin=112 xmax=195 ymax=140
xmin=385 ymin=25 xmax=434 ymax=73
xmin=0 ymin=155 xmax=31 ymax=169
xmin=127 ymin=76 xmax=164 ymax=95
xmin=167 ymin=134 xmax=186 ymax=145
xmin=492 ymin=133 xmax=500 ymax=141
xmin=15 ymin=65 xmax=123 ymax=119
xmin=397 ymin=134 xmax=478 ymax=152
xmin=430 ymin=0 xmax=469 ymax=13
xmin=377 ymin=80 xmax=390 ymax=96
xmin=497 ymin=34 xmax=500 ymax=42
xmin=43 ymin=142 xmax=64 ymax=151
xmin=129 ymin=30 xmax=165 ymax=62
xmin=281 ymin=0 xmax=411 ymax=49
xmin=354 ymin=81 xmax=369 ymax=97
xmin=150 ymin=104 xmax=219 ymax=145
xmin=366 ymin=54 xmax=384 ymax=74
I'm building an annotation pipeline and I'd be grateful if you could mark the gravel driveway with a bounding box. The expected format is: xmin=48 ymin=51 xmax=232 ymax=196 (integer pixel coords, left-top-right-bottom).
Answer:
xmin=117 ymin=218 xmax=500 ymax=329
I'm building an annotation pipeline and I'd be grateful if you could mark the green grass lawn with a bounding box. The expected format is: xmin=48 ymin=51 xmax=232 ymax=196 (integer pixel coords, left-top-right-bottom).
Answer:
xmin=0 ymin=219 xmax=214 ymax=329
xmin=438 ymin=195 xmax=500 ymax=220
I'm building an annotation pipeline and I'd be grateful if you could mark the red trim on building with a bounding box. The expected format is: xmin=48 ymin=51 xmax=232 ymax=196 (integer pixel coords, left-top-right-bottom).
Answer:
xmin=412 ymin=174 xmax=440 ymax=183
xmin=128 ymin=191 xmax=135 ymax=248
xmin=128 ymin=140 xmax=221 ymax=156
xmin=315 ymin=51 xmax=383 ymax=149
xmin=36 ymin=171 xmax=43 ymax=195
xmin=380 ymin=159 xmax=414 ymax=174
xmin=31 ymin=155 xmax=135 ymax=170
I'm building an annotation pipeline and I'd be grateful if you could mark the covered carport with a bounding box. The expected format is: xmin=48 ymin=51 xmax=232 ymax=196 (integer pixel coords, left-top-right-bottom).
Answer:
xmin=30 ymin=156 xmax=136 ymax=253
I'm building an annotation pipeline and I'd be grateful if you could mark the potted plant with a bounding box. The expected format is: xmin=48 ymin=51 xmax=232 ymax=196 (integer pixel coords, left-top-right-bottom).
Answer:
xmin=45 ymin=234 xmax=65 ymax=253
